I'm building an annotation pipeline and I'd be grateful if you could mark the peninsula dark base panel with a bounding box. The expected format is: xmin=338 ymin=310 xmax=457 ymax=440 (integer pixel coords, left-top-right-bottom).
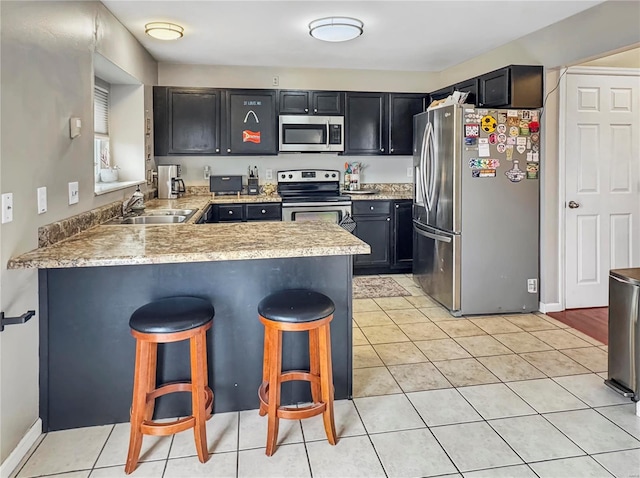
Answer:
xmin=39 ymin=256 xmax=353 ymax=432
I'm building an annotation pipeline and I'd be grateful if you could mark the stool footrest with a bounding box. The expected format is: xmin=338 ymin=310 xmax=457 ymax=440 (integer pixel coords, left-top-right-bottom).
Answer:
xmin=147 ymin=381 xmax=193 ymax=401
xmin=141 ymin=416 xmax=195 ymax=436
xmin=258 ymin=375 xmax=327 ymax=420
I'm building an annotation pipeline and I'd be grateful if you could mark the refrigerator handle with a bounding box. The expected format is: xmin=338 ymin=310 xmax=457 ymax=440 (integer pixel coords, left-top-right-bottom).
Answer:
xmin=413 ymin=221 xmax=452 ymax=243
xmin=418 ymin=121 xmax=429 ymax=208
xmin=426 ymin=121 xmax=437 ymax=212
xmin=423 ymin=123 xmax=433 ymax=211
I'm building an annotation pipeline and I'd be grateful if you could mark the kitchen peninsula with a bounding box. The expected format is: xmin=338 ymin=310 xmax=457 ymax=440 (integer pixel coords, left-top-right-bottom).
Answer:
xmin=8 ymin=216 xmax=369 ymax=432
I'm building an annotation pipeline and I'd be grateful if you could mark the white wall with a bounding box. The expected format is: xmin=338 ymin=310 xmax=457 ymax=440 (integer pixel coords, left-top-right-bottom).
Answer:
xmin=111 ymin=84 xmax=146 ymax=182
xmin=0 ymin=0 xmax=157 ymax=468
xmin=432 ymin=0 xmax=640 ymax=309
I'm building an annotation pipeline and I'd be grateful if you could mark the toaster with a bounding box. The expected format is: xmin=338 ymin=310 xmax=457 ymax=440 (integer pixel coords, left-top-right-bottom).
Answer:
xmin=210 ymin=175 xmax=243 ymax=194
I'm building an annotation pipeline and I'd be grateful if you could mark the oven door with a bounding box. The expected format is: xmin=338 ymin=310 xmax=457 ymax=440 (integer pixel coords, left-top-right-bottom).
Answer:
xmin=282 ymin=202 xmax=351 ymax=223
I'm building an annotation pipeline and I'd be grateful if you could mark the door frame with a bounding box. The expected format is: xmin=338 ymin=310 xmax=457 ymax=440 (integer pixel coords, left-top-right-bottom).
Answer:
xmin=558 ymin=66 xmax=640 ymax=311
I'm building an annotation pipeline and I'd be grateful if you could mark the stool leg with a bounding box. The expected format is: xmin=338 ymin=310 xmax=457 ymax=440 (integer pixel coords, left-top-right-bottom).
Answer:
xmin=265 ymin=327 xmax=282 ymax=456
xmin=308 ymin=328 xmax=321 ymax=404
xmin=190 ymin=331 xmax=210 ymax=464
xmin=318 ymin=323 xmax=337 ymax=445
xmin=145 ymin=343 xmax=157 ymax=422
xmin=259 ymin=325 xmax=270 ymax=417
xmin=125 ymin=340 xmax=151 ymax=474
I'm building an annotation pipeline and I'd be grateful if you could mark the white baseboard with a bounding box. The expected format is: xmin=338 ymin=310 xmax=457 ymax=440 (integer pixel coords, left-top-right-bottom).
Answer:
xmin=539 ymin=302 xmax=563 ymax=313
xmin=0 ymin=418 xmax=42 ymax=478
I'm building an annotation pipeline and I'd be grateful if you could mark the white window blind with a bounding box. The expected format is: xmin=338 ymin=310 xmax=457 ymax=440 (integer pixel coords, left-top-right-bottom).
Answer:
xmin=94 ymin=85 xmax=109 ymax=135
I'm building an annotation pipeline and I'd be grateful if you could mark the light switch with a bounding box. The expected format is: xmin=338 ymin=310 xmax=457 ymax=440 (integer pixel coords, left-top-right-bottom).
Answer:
xmin=2 ymin=193 xmax=13 ymax=223
xmin=406 ymin=167 xmax=413 ymax=178
xmin=37 ymin=187 xmax=47 ymax=214
xmin=68 ymin=182 xmax=79 ymax=205
xmin=265 ymin=169 xmax=273 ymax=180
xmin=69 ymin=117 xmax=81 ymax=139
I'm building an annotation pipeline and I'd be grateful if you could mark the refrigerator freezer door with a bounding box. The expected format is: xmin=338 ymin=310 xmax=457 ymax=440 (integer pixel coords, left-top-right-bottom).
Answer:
xmin=413 ymin=221 xmax=461 ymax=313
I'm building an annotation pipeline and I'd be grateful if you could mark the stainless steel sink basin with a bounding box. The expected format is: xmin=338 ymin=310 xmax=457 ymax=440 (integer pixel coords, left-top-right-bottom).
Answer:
xmin=121 ymin=215 xmax=186 ymax=224
xmin=144 ymin=209 xmax=194 ymax=216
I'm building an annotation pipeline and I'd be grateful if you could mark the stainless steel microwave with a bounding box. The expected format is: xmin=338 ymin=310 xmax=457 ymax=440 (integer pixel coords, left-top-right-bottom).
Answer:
xmin=278 ymin=115 xmax=344 ymax=152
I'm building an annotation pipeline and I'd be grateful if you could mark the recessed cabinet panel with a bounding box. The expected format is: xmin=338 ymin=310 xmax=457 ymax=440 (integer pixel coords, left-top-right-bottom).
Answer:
xmin=454 ymin=79 xmax=478 ymax=105
xmin=345 ymin=92 xmax=388 ymax=155
xmin=479 ymin=68 xmax=510 ymax=107
xmin=168 ymin=89 xmax=220 ymax=154
xmin=389 ymin=94 xmax=426 ymax=155
xmin=354 ymin=216 xmax=391 ymax=266
xmin=279 ymin=91 xmax=309 ymax=114
xmin=392 ymin=200 xmax=413 ymax=268
xmin=312 ymin=91 xmax=344 ymax=115
xmin=430 ymin=86 xmax=454 ymax=102
xmin=226 ymin=90 xmax=277 ymax=155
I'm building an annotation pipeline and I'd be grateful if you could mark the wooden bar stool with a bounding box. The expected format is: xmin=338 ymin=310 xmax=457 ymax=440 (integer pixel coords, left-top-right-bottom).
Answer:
xmin=257 ymin=289 xmax=337 ymax=456
xmin=125 ymin=297 xmax=214 ymax=475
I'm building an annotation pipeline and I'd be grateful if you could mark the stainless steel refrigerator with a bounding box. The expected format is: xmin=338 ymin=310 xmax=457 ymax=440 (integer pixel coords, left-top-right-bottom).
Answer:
xmin=412 ymin=104 xmax=540 ymax=316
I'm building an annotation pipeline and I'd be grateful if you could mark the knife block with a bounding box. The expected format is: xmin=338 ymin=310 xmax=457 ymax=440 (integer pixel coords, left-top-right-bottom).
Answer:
xmin=247 ymin=178 xmax=259 ymax=195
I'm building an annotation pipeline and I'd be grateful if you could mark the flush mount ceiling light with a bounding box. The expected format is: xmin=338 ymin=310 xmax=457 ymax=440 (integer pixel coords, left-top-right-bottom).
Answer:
xmin=308 ymin=17 xmax=363 ymax=42
xmin=144 ymin=22 xmax=184 ymax=40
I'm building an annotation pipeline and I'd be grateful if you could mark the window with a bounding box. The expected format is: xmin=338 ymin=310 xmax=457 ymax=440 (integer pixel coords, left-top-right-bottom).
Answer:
xmin=94 ymin=79 xmax=113 ymax=183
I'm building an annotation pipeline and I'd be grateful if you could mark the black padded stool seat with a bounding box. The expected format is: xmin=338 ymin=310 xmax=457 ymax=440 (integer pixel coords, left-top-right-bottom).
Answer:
xmin=258 ymin=289 xmax=337 ymax=456
xmin=258 ymin=289 xmax=335 ymax=323
xmin=129 ymin=296 xmax=214 ymax=334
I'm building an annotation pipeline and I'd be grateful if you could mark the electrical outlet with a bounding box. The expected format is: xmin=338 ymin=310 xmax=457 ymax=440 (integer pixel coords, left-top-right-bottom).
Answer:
xmin=68 ymin=182 xmax=79 ymax=205
xmin=265 ymin=169 xmax=273 ymax=180
xmin=37 ymin=187 xmax=47 ymax=214
xmin=527 ymin=279 xmax=538 ymax=293
xmin=406 ymin=167 xmax=413 ymax=178
xmin=272 ymin=76 xmax=279 ymax=86
xmin=2 ymin=193 xmax=13 ymax=223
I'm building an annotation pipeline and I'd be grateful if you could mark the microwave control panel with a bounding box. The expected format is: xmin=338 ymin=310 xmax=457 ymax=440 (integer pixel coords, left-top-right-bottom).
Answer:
xmin=329 ymin=124 xmax=342 ymax=144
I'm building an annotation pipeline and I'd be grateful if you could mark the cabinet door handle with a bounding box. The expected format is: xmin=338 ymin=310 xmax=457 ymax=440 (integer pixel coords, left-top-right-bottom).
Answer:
xmin=370 ymin=206 xmax=374 ymax=210
xmin=390 ymin=148 xmax=394 ymax=153
xmin=304 ymin=108 xmax=308 ymax=112
xmin=395 ymin=204 xmax=399 ymax=208
xmin=228 ymin=211 xmax=233 ymax=215
xmin=380 ymin=147 xmax=385 ymax=152
xmin=261 ymin=209 xmax=266 ymax=214
xmin=386 ymin=217 xmax=390 ymax=221
xmin=215 ymin=148 xmax=220 ymax=153
xmin=314 ymin=108 xmax=317 ymax=113
xmin=227 ymin=148 xmax=231 ymax=153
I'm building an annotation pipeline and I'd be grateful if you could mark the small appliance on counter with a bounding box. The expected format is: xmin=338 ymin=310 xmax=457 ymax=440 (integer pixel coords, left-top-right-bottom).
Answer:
xmin=157 ymin=165 xmax=185 ymax=199
xmin=247 ymin=165 xmax=259 ymax=195
xmin=210 ymin=175 xmax=243 ymax=196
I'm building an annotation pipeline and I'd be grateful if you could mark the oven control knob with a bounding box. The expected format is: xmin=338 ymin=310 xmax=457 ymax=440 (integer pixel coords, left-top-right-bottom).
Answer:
xmin=288 ymin=174 xmax=293 ymax=179
xmin=332 ymin=173 xmax=336 ymax=178
xmin=325 ymin=173 xmax=329 ymax=178
xmin=280 ymin=174 xmax=285 ymax=179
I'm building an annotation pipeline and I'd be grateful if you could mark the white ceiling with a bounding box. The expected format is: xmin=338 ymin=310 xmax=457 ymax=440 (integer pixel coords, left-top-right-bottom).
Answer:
xmin=102 ymin=0 xmax=604 ymax=72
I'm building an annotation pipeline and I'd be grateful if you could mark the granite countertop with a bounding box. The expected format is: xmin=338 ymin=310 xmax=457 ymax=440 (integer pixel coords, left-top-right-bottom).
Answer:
xmin=8 ymin=222 xmax=369 ymax=269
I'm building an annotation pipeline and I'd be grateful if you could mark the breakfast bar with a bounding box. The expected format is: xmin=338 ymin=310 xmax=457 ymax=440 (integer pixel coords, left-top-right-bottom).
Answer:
xmin=9 ymin=220 xmax=369 ymax=432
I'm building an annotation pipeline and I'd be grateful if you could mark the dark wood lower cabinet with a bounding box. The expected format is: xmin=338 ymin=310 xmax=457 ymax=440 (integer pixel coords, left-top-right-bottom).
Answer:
xmin=353 ymin=199 xmax=412 ymax=275
xmin=208 ymin=202 xmax=281 ymax=223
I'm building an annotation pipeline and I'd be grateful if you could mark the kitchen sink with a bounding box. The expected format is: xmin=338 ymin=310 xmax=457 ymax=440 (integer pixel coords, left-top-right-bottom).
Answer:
xmin=103 ymin=215 xmax=186 ymax=225
xmin=144 ymin=209 xmax=194 ymax=216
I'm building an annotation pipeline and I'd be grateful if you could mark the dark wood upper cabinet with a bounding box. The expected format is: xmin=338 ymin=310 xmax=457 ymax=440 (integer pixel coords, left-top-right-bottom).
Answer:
xmin=153 ymin=87 xmax=221 ymax=156
xmin=345 ymin=92 xmax=388 ymax=155
xmin=278 ymin=90 xmax=310 ymax=114
xmin=478 ymin=65 xmax=543 ymax=108
xmin=225 ymin=90 xmax=277 ymax=155
xmin=429 ymin=86 xmax=454 ymax=102
xmin=278 ymin=90 xmax=344 ymax=115
xmin=312 ymin=91 xmax=344 ymax=115
xmin=389 ymin=94 xmax=426 ymax=155
xmin=454 ymin=78 xmax=478 ymax=105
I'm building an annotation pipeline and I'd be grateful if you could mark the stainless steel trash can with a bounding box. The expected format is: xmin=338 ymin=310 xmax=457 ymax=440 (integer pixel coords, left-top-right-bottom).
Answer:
xmin=605 ymin=268 xmax=640 ymax=402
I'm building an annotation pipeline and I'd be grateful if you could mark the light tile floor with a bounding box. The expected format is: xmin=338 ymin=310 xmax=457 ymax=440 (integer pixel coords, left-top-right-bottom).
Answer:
xmin=11 ymin=274 xmax=640 ymax=478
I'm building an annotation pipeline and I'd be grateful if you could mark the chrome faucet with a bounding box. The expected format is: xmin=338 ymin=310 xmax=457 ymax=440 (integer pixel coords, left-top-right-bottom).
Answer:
xmin=122 ymin=186 xmax=145 ymax=216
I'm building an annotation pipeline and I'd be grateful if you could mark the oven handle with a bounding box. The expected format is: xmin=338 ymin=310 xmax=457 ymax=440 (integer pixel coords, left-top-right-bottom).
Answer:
xmin=282 ymin=201 xmax=353 ymax=208
xmin=326 ymin=120 xmax=330 ymax=149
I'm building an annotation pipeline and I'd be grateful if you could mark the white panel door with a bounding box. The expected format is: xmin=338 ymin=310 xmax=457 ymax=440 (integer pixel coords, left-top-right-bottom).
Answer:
xmin=565 ymin=69 xmax=640 ymax=308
